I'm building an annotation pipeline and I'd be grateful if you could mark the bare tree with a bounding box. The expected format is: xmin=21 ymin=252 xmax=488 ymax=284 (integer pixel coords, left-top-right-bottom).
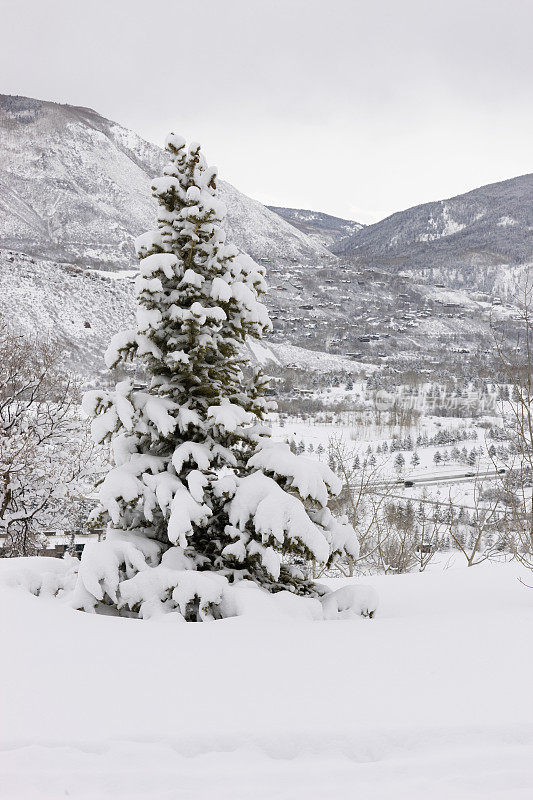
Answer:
xmin=412 ymin=497 xmax=443 ymax=572
xmin=0 ymin=324 xmax=98 ymax=556
xmin=373 ymin=500 xmax=419 ymax=574
xmin=442 ymin=477 xmax=507 ymax=567
xmin=324 ymin=434 xmax=397 ymax=576
xmin=490 ymin=273 xmax=533 ymax=572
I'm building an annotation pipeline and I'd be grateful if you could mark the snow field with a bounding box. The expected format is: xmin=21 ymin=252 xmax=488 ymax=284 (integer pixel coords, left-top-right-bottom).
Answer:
xmin=1 ymin=557 xmax=532 ymax=799
xmin=272 ymin=395 xmax=510 ymax=514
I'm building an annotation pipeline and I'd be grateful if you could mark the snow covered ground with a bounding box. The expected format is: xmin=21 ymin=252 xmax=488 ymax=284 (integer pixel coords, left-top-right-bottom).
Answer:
xmin=271 ymin=386 xmax=511 ymax=517
xmin=1 ymin=556 xmax=532 ymax=799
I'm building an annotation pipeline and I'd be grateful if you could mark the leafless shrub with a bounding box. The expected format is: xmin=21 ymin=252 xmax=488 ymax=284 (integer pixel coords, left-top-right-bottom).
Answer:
xmin=0 ymin=324 xmax=99 ymax=556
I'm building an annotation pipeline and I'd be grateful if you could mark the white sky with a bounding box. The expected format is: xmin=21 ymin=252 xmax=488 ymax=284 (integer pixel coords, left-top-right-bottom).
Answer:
xmin=1 ymin=0 xmax=532 ymax=223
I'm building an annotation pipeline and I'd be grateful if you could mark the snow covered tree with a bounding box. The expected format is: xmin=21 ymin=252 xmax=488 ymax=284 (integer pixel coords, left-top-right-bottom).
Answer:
xmin=394 ymin=453 xmax=405 ymax=473
xmin=74 ymin=135 xmax=363 ymax=621
xmin=0 ymin=324 xmax=96 ymax=556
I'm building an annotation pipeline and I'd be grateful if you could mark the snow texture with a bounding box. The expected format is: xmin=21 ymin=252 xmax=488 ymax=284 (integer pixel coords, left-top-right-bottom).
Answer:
xmin=0 ymin=557 xmax=531 ymax=799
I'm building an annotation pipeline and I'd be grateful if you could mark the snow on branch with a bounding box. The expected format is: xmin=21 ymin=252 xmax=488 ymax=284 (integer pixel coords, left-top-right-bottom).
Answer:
xmin=248 ymin=441 xmax=342 ymax=506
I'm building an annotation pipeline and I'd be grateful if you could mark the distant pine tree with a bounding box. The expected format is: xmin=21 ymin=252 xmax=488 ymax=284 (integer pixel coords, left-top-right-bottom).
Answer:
xmin=394 ymin=453 xmax=405 ymax=472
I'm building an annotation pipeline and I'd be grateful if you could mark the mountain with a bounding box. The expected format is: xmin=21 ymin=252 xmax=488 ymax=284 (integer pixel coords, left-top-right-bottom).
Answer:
xmin=0 ymin=94 xmax=332 ymax=269
xmin=0 ymin=94 xmax=527 ymax=381
xmin=333 ymin=174 xmax=533 ymax=294
xmin=268 ymin=207 xmax=363 ymax=249
xmin=0 ymin=249 xmax=368 ymax=380
xmin=1 ymin=243 xmax=522 ymax=384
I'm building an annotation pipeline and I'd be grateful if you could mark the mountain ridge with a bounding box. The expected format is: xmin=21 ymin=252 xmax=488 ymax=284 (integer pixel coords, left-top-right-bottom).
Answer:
xmin=0 ymin=94 xmax=332 ymax=269
xmin=333 ymin=172 xmax=533 ymax=292
xmin=0 ymin=94 xmax=528 ymax=380
xmin=267 ymin=206 xmax=364 ymax=249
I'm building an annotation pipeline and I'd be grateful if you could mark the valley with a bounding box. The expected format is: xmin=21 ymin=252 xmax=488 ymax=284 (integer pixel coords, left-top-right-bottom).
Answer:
xmin=0 ymin=93 xmax=530 ymax=570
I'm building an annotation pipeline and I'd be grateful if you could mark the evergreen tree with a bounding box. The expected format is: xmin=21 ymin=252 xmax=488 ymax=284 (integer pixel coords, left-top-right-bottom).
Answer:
xmin=74 ymin=135 xmax=359 ymax=620
xmin=394 ymin=452 xmax=405 ymax=473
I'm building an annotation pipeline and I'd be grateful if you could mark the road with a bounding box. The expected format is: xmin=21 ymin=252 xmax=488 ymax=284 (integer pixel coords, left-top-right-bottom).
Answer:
xmin=358 ymin=468 xmax=504 ymax=491
xmin=348 ymin=468 xmax=507 ymax=516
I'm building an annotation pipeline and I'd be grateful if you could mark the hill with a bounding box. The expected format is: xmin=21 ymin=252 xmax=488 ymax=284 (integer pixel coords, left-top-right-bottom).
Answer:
xmin=333 ymin=174 xmax=533 ymax=294
xmin=0 ymin=95 xmax=528 ymax=379
xmin=0 ymin=94 xmax=332 ymax=269
xmin=268 ymin=206 xmax=363 ymax=249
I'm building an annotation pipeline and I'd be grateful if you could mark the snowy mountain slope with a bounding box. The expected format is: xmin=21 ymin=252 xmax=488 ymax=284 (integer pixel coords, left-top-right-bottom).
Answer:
xmin=0 ymin=94 xmax=332 ymax=269
xmin=268 ymin=206 xmax=364 ymax=249
xmin=1 ymin=248 xmax=521 ymax=382
xmin=0 ymin=249 xmax=368 ymax=378
xmin=0 ymin=94 xmax=528 ymax=376
xmin=0 ymin=250 xmax=136 ymax=377
xmin=333 ymin=174 xmax=533 ymax=291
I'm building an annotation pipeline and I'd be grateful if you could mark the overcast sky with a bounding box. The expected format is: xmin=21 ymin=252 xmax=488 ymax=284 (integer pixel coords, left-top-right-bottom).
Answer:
xmin=2 ymin=0 xmax=532 ymax=223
